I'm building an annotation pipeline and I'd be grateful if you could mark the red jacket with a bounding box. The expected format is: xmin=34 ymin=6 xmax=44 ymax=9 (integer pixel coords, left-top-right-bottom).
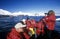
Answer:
xmin=30 ymin=19 xmax=37 ymax=28
xmin=43 ymin=14 xmax=56 ymax=30
xmin=7 ymin=28 xmax=30 ymax=39
xmin=26 ymin=19 xmax=36 ymax=28
xmin=36 ymin=21 xmax=45 ymax=35
xmin=26 ymin=20 xmax=31 ymax=28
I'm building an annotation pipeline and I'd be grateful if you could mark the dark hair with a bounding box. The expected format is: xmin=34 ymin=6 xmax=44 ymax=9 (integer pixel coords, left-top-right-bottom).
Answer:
xmin=20 ymin=21 xmax=25 ymax=25
xmin=44 ymin=13 xmax=47 ymax=14
xmin=48 ymin=10 xmax=55 ymax=15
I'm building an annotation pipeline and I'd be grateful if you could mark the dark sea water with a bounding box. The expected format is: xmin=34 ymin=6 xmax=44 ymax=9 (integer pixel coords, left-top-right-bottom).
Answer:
xmin=0 ymin=16 xmax=60 ymax=33
xmin=0 ymin=16 xmax=60 ymax=39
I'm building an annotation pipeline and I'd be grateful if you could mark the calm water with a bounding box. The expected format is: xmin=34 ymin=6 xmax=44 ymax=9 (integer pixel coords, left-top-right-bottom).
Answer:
xmin=0 ymin=16 xmax=60 ymax=33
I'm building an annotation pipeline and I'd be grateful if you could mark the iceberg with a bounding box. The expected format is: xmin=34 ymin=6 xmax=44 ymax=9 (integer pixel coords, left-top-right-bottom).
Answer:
xmin=56 ymin=18 xmax=60 ymax=22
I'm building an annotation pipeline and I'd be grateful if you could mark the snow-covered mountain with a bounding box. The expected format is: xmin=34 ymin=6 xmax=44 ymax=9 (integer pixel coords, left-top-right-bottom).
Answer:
xmin=0 ymin=9 xmax=60 ymax=16
xmin=0 ymin=9 xmax=45 ymax=16
xmin=0 ymin=9 xmax=11 ymax=15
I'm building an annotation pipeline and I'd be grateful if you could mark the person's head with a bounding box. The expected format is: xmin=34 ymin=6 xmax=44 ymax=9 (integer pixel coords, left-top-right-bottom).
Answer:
xmin=21 ymin=19 xmax=26 ymax=24
xmin=15 ymin=23 xmax=26 ymax=33
xmin=48 ymin=10 xmax=55 ymax=16
xmin=44 ymin=13 xmax=48 ymax=16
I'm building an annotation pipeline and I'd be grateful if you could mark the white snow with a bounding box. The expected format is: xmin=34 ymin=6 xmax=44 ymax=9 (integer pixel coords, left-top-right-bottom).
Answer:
xmin=56 ymin=18 xmax=60 ymax=21
xmin=0 ymin=9 xmax=60 ymax=16
xmin=0 ymin=9 xmax=11 ymax=15
xmin=0 ymin=9 xmax=45 ymax=16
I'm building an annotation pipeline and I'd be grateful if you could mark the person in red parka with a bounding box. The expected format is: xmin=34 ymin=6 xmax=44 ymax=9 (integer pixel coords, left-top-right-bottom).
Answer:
xmin=20 ymin=18 xmax=35 ymax=36
xmin=7 ymin=22 xmax=30 ymax=39
xmin=36 ymin=19 xmax=45 ymax=36
xmin=36 ymin=13 xmax=48 ymax=36
xmin=43 ymin=10 xmax=56 ymax=39
xmin=43 ymin=10 xmax=56 ymax=31
xmin=26 ymin=19 xmax=36 ymax=36
xmin=26 ymin=19 xmax=31 ymax=29
xmin=30 ymin=19 xmax=37 ymax=28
